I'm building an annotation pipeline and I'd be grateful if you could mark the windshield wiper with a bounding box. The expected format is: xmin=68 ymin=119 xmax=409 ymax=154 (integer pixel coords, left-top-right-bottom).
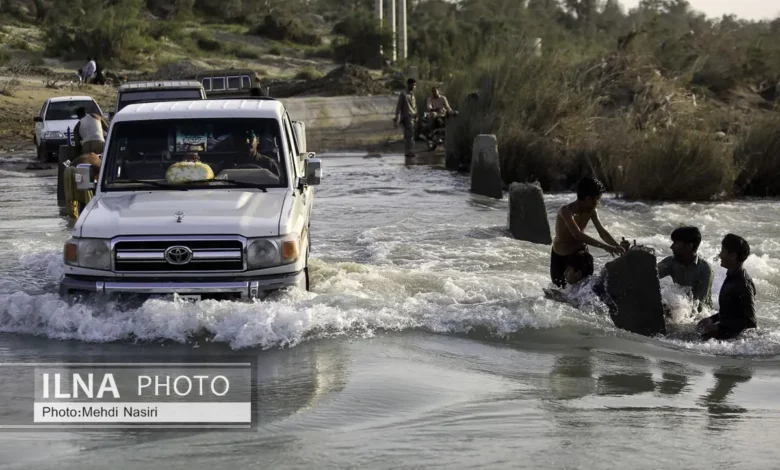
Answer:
xmin=181 ymin=179 xmax=269 ymax=192
xmin=109 ymin=180 xmax=188 ymax=190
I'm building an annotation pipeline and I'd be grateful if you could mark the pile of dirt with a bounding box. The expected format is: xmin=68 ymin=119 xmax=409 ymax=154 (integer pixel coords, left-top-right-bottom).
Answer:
xmin=313 ymin=64 xmax=388 ymax=96
xmin=267 ymin=64 xmax=390 ymax=98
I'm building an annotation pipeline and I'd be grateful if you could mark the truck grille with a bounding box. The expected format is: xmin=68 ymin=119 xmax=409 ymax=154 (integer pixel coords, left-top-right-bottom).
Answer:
xmin=113 ymin=238 xmax=244 ymax=273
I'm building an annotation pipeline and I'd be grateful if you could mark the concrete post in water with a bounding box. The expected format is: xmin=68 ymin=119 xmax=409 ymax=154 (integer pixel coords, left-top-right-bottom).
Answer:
xmin=444 ymin=115 xmax=459 ymax=170
xmin=397 ymin=0 xmax=408 ymax=61
xmin=604 ymin=248 xmax=667 ymax=337
xmin=507 ymin=182 xmax=552 ymax=245
xmin=57 ymin=145 xmax=77 ymax=206
xmin=470 ymin=134 xmax=502 ymax=199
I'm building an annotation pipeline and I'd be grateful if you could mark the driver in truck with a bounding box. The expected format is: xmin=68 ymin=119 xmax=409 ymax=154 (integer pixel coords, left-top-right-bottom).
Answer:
xmin=240 ymin=130 xmax=280 ymax=175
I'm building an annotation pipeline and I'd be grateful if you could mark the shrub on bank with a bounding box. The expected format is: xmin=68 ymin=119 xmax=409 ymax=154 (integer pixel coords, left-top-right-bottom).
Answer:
xmin=617 ymin=126 xmax=735 ymax=201
xmin=44 ymin=0 xmax=152 ymax=66
xmin=251 ymin=15 xmax=321 ymax=46
xmin=444 ymin=49 xmax=750 ymax=201
xmin=733 ymin=112 xmax=780 ymax=196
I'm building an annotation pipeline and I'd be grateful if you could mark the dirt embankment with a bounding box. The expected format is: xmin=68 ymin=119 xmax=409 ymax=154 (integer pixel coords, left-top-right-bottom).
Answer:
xmin=0 ymin=74 xmax=116 ymax=152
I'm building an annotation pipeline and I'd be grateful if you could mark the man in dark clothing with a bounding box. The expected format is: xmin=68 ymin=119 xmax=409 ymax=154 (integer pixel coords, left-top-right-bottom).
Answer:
xmin=240 ymin=130 xmax=280 ymax=175
xmin=698 ymin=234 xmax=757 ymax=340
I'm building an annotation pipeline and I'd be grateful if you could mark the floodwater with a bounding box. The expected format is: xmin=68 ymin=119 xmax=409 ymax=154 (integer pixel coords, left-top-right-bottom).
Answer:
xmin=0 ymin=152 xmax=779 ymax=468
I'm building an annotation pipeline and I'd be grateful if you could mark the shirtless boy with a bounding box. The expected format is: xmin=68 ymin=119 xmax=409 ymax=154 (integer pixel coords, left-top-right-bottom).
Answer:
xmin=551 ymin=177 xmax=627 ymax=288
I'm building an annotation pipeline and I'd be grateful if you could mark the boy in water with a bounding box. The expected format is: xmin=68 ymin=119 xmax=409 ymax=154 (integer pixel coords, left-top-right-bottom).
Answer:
xmin=657 ymin=226 xmax=714 ymax=312
xmin=698 ymin=234 xmax=757 ymax=340
xmin=551 ymin=177 xmax=627 ymax=288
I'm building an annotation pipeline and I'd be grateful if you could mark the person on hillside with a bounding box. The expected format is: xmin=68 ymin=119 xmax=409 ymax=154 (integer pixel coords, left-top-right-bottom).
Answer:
xmin=81 ymin=57 xmax=97 ymax=84
xmin=657 ymin=226 xmax=714 ymax=312
xmin=698 ymin=234 xmax=757 ymax=340
xmin=550 ymin=177 xmax=628 ymax=288
xmin=74 ymin=107 xmax=109 ymax=155
xmin=394 ymin=78 xmax=417 ymax=158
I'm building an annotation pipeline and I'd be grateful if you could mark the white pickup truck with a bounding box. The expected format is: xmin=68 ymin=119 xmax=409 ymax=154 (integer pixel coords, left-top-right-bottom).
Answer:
xmin=61 ymin=98 xmax=322 ymax=302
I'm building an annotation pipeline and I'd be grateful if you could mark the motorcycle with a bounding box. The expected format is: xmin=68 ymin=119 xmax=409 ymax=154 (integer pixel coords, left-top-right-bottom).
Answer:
xmin=419 ymin=110 xmax=458 ymax=151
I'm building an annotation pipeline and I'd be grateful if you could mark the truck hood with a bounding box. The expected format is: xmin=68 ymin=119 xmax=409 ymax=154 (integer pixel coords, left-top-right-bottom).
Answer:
xmin=78 ymin=190 xmax=289 ymax=238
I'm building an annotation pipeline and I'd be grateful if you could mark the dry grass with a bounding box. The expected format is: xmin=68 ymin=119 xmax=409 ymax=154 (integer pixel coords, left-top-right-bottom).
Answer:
xmin=443 ymin=48 xmax=769 ymax=201
xmin=0 ymin=78 xmax=21 ymax=96
xmin=733 ymin=112 xmax=780 ymax=196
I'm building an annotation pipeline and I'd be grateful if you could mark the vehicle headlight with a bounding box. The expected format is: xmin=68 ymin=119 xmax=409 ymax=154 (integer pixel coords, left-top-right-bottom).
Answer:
xmin=63 ymin=238 xmax=111 ymax=270
xmin=246 ymin=235 xmax=300 ymax=269
xmin=44 ymin=131 xmax=65 ymax=140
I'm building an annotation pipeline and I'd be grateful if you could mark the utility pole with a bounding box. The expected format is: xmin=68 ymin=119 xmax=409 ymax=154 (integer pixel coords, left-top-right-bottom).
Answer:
xmin=376 ymin=0 xmax=383 ymax=56
xmin=397 ymin=0 xmax=407 ymax=61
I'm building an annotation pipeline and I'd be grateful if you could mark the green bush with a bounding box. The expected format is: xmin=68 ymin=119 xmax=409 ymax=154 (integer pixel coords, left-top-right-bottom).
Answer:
xmin=268 ymin=46 xmax=282 ymax=56
xmin=189 ymin=30 xmax=221 ymax=52
xmin=232 ymin=45 xmax=260 ymax=60
xmin=44 ymin=0 xmax=153 ymax=66
xmin=251 ymin=14 xmax=321 ymax=46
xmin=0 ymin=47 xmax=9 ymax=66
xmin=305 ymin=46 xmax=333 ymax=60
xmin=331 ymin=10 xmax=393 ymax=66
xmin=294 ymin=67 xmax=323 ymax=80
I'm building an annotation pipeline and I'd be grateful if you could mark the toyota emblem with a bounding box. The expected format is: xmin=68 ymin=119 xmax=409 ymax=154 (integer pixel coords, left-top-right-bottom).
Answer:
xmin=164 ymin=245 xmax=193 ymax=265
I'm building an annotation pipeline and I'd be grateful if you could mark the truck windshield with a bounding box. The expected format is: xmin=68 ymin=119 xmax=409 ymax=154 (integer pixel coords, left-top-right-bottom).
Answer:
xmin=46 ymin=100 xmax=100 ymax=120
xmin=102 ymin=118 xmax=288 ymax=191
xmin=117 ymin=89 xmax=204 ymax=111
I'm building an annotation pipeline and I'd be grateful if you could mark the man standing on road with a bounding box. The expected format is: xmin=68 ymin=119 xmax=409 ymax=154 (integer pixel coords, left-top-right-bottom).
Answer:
xmin=394 ymin=78 xmax=417 ymax=158
xmin=74 ymin=107 xmax=109 ymax=155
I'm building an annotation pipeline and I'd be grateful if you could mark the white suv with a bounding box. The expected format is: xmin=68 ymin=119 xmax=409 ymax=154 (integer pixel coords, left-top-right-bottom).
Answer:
xmin=33 ymin=96 xmax=103 ymax=162
xmin=62 ymin=98 xmax=322 ymax=302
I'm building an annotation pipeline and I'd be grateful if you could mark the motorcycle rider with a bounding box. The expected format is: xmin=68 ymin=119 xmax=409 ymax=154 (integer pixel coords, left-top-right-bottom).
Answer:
xmin=421 ymin=87 xmax=453 ymax=137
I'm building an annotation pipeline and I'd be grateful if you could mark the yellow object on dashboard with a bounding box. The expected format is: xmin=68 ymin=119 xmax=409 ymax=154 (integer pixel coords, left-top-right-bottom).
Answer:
xmin=165 ymin=161 xmax=215 ymax=184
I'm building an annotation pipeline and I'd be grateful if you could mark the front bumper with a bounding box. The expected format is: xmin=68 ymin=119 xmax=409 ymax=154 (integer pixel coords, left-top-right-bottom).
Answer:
xmin=41 ymin=138 xmax=68 ymax=155
xmin=60 ymin=271 xmax=305 ymax=300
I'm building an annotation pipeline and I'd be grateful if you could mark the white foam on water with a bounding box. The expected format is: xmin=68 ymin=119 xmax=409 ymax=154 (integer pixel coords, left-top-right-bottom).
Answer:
xmin=2 ymin=158 xmax=780 ymax=357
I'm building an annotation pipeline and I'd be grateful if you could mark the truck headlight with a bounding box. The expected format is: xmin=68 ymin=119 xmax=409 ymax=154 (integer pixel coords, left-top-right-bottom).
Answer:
xmin=246 ymin=235 xmax=300 ymax=269
xmin=44 ymin=131 xmax=64 ymax=140
xmin=63 ymin=238 xmax=111 ymax=270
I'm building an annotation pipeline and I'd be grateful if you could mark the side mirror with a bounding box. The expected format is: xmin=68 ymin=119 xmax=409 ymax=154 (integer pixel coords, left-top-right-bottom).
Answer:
xmin=75 ymin=163 xmax=96 ymax=191
xmin=304 ymin=158 xmax=321 ymax=186
xmin=33 ymin=117 xmax=43 ymax=123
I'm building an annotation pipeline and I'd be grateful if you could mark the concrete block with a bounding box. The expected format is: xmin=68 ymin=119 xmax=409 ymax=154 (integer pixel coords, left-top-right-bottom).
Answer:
xmin=444 ymin=114 xmax=460 ymax=170
xmin=507 ymin=182 xmax=552 ymax=245
xmin=604 ymin=248 xmax=667 ymax=337
xmin=470 ymin=134 xmax=502 ymax=199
